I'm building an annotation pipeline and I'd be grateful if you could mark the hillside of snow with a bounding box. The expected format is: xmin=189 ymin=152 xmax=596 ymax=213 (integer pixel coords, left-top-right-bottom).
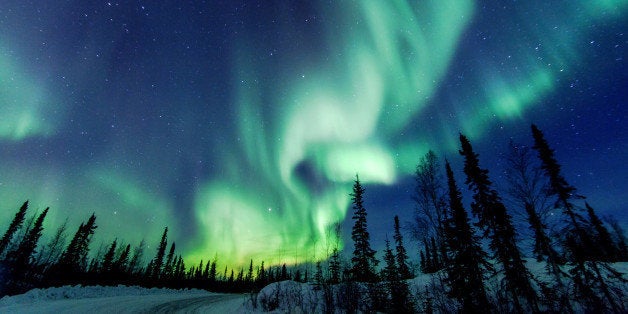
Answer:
xmin=0 ymin=285 xmax=248 ymax=313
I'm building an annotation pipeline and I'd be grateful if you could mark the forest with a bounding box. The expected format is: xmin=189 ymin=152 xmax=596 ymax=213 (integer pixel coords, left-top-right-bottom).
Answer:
xmin=0 ymin=124 xmax=626 ymax=313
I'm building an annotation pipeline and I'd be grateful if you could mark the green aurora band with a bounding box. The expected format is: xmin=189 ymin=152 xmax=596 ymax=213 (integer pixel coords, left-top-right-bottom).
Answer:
xmin=188 ymin=0 xmax=626 ymax=266
xmin=0 ymin=44 xmax=61 ymax=140
xmin=0 ymin=0 xmax=625 ymax=268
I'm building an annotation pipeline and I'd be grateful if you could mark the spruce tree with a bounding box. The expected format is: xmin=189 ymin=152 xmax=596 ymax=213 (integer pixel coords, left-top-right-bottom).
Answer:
xmin=443 ymin=161 xmax=491 ymax=312
xmin=114 ymin=244 xmax=131 ymax=274
xmin=0 ymin=201 xmax=29 ymax=258
xmin=606 ymin=217 xmax=628 ymax=261
xmin=208 ymin=259 xmax=217 ymax=282
xmin=246 ymin=259 xmax=254 ymax=284
xmin=163 ymin=242 xmax=176 ymax=278
xmin=173 ymin=256 xmax=183 ymax=279
xmin=314 ymin=261 xmax=323 ymax=285
xmin=524 ymin=202 xmax=557 ymax=262
xmin=6 ymin=207 xmax=49 ymax=292
xmin=36 ymin=218 xmax=68 ymax=267
xmin=281 ymin=263 xmax=288 ymax=281
xmin=525 ymin=203 xmax=571 ymax=312
xmin=422 ymin=237 xmax=433 ymax=273
xmin=56 ymin=213 xmax=97 ymax=275
xmin=419 ymin=250 xmax=426 ymax=273
xmin=258 ymin=261 xmax=266 ymax=286
xmin=151 ymin=227 xmax=168 ymax=278
xmin=531 ymin=124 xmax=624 ymax=312
xmin=328 ymin=248 xmax=341 ymax=284
xmin=236 ymin=267 xmax=244 ymax=283
xmin=228 ymin=269 xmax=234 ymax=285
xmin=203 ymin=260 xmax=210 ymax=278
xmin=128 ymin=239 xmax=145 ymax=275
xmin=382 ymin=238 xmax=413 ymax=313
xmin=9 ymin=207 xmax=48 ymax=265
xmin=101 ymin=239 xmax=118 ymax=274
xmin=430 ymin=237 xmax=440 ymax=271
xmin=9 ymin=208 xmax=49 ymax=270
xmin=530 ymin=124 xmax=593 ymax=257
xmin=349 ymin=175 xmax=378 ymax=282
xmin=393 ymin=215 xmax=412 ymax=279
xmin=459 ymin=134 xmax=539 ymax=313
xmin=586 ymin=203 xmax=619 ymax=261
xmin=195 ymin=260 xmax=203 ymax=279
xmin=176 ymin=256 xmax=186 ymax=279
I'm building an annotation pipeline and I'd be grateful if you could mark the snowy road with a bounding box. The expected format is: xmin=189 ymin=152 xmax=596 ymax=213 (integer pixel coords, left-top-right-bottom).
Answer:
xmin=0 ymin=286 xmax=249 ymax=313
xmin=144 ymin=294 xmax=247 ymax=313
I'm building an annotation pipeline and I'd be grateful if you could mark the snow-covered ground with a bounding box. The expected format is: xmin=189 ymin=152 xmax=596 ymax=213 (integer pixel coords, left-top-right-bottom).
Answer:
xmin=0 ymin=285 xmax=249 ymax=313
xmin=248 ymin=260 xmax=628 ymax=313
xmin=1 ymin=261 xmax=625 ymax=313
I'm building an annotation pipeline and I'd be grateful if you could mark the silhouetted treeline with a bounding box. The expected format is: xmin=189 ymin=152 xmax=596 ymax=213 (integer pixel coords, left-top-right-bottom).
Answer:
xmin=336 ymin=124 xmax=626 ymax=313
xmin=0 ymin=124 xmax=626 ymax=313
xmin=0 ymin=205 xmax=302 ymax=297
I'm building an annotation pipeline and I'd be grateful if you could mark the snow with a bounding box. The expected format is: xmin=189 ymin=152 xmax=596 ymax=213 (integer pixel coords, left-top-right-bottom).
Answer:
xmin=0 ymin=285 xmax=249 ymax=313
xmin=245 ymin=261 xmax=628 ymax=313
xmin=1 ymin=261 xmax=625 ymax=313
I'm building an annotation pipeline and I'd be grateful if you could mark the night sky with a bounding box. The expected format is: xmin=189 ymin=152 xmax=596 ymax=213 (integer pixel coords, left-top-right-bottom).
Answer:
xmin=0 ymin=1 xmax=626 ymax=267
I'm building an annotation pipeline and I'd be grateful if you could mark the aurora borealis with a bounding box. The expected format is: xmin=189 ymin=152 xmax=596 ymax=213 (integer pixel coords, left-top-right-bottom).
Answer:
xmin=0 ymin=1 xmax=626 ymax=267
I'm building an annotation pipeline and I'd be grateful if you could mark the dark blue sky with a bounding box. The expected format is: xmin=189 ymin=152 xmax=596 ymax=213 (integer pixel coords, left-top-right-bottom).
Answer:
xmin=0 ymin=1 xmax=625 ymax=266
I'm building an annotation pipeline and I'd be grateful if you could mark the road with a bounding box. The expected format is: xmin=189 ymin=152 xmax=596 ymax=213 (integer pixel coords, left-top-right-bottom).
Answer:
xmin=0 ymin=292 xmax=248 ymax=313
xmin=144 ymin=293 xmax=247 ymax=313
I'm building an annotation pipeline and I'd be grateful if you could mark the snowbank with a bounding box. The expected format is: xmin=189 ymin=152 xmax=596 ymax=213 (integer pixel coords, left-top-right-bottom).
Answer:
xmin=0 ymin=284 xmax=208 ymax=306
xmin=245 ymin=261 xmax=628 ymax=313
xmin=0 ymin=285 xmax=248 ymax=313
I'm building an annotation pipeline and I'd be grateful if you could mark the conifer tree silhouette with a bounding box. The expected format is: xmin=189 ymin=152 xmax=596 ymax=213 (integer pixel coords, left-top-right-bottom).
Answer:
xmin=586 ymin=203 xmax=619 ymax=261
xmin=328 ymin=248 xmax=341 ymax=284
xmin=36 ymin=218 xmax=68 ymax=268
xmin=531 ymin=124 xmax=624 ymax=313
xmin=606 ymin=217 xmax=628 ymax=261
xmin=0 ymin=201 xmax=29 ymax=258
xmin=114 ymin=244 xmax=131 ymax=274
xmin=383 ymin=238 xmax=413 ymax=313
xmin=349 ymin=175 xmax=378 ymax=282
xmin=459 ymin=134 xmax=538 ymax=313
xmin=151 ymin=227 xmax=168 ymax=278
xmin=246 ymin=259 xmax=254 ymax=284
xmin=443 ymin=161 xmax=490 ymax=312
xmin=9 ymin=207 xmax=48 ymax=266
xmin=128 ymin=239 xmax=145 ymax=275
xmin=101 ymin=238 xmax=117 ymax=274
xmin=5 ymin=207 xmax=49 ymax=294
xmin=163 ymin=242 xmax=176 ymax=278
xmin=56 ymin=213 xmax=97 ymax=276
xmin=393 ymin=215 xmax=412 ymax=279
xmin=208 ymin=259 xmax=217 ymax=282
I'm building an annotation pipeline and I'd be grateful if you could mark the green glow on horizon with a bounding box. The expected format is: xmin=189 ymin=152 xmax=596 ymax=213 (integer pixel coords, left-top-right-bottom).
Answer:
xmin=0 ymin=159 xmax=178 ymax=254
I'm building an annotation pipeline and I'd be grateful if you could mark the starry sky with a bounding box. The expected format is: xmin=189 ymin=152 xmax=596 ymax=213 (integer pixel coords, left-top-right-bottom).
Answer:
xmin=0 ymin=1 xmax=626 ymax=267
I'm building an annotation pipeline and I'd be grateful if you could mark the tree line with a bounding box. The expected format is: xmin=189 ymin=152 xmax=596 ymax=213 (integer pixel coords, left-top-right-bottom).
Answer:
xmin=0 ymin=208 xmax=308 ymax=297
xmin=0 ymin=124 xmax=626 ymax=313
xmin=338 ymin=124 xmax=626 ymax=313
